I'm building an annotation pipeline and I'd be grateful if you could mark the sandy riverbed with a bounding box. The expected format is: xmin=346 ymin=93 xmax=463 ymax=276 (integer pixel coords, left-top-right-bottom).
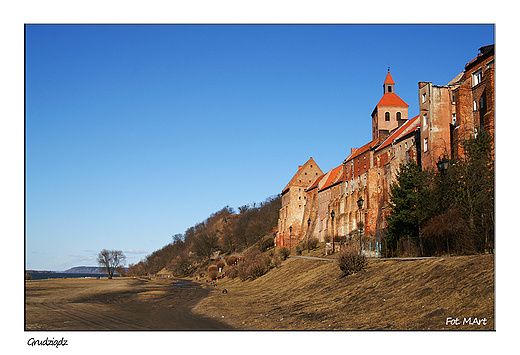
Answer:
xmin=25 ymin=276 xmax=235 ymax=330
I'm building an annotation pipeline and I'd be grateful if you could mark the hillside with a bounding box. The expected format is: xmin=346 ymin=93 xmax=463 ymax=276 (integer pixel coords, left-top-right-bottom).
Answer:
xmin=193 ymin=254 xmax=494 ymax=330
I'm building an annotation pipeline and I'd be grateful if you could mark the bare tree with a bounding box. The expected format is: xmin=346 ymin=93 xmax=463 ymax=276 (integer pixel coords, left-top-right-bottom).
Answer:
xmin=97 ymin=249 xmax=126 ymax=279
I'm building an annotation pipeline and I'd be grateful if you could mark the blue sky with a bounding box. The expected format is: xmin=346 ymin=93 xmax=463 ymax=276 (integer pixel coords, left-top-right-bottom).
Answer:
xmin=25 ymin=24 xmax=494 ymax=271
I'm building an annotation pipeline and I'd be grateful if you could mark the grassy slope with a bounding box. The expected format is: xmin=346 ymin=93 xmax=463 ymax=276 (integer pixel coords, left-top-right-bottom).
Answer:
xmin=193 ymin=254 xmax=494 ymax=330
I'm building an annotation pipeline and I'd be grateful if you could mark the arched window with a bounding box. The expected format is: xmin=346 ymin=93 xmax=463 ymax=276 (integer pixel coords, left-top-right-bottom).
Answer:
xmin=385 ymin=112 xmax=390 ymax=121
xmin=396 ymin=112 xmax=401 ymax=120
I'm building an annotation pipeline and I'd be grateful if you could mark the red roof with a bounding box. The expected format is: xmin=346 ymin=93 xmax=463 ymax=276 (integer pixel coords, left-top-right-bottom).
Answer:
xmin=307 ymin=173 xmax=326 ymax=191
xmin=376 ymin=93 xmax=409 ymax=107
xmin=320 ymin=165 xmax=343 ymax=191
xmin=344 ymin=138 xmax=380 ymax=163
xmin=376 ymin=115 xmax=420 ymax=151
xmin=384 ymin=72 xmax=395 ymax=85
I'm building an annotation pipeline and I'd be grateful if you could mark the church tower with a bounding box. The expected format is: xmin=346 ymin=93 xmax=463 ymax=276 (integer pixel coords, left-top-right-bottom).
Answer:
xmin=371 ymin=71 xmax=409 ymax=144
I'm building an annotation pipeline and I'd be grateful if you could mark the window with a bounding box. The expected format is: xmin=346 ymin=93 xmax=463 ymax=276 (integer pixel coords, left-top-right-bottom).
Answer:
xmin=396 ymin=112 xmax=401 ymax=120
xmin=422 ymin=92 xmax=427 ymax=103
xmin=423 ymin=114 xmax=428 ymax=130
xmin=472 ymin=69 xmax=482 ymax=86
xmin=423 ymin=137 xmax=428 ymax=152
xmin=385 ymin=112 xmax=390 ymax=121
xmin=452 ymin=114 xmax=456 ymax=125
xmin=388 ymin=85 xmax=392 ymax=93
xmin=479 ymin=97 xmax=485 ymax=109
xmin=473 ymin=100 xmax=478 ymax=111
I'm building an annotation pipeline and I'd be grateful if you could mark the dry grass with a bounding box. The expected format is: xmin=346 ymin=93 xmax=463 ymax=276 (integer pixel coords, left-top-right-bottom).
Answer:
xmin=192 ymin=254 xmax=494 ymax=330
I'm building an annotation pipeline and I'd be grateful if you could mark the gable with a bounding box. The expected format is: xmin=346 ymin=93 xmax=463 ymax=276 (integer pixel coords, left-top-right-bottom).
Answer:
xmin=282 ymin=157 xmax=323 ymax=194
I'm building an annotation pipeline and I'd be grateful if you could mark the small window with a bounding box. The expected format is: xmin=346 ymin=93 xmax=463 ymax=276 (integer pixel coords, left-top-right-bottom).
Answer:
xmin=472 ymin=69 xmax=483 ymax=86
xmin=385 ymin=112 xmax=390 ymax=121
xmin=452 ymin=114 xmax=457 ymax=125
xmin=479 ymin=97 xmax=485 ymax=109
xmin=396 ymin=112 xmax=401 ymax=120
xmin=423 ymin=114 xmax=428 ymax=130
xmin=388 ymin=86 xmax=392 ymax=93
xmin=423 ymin=138 xmax=428 ymax=152
xmin=422 ymin=92 xmax=427 ymax=103
xmin=473 ymin=100 xmax=478 ymax=111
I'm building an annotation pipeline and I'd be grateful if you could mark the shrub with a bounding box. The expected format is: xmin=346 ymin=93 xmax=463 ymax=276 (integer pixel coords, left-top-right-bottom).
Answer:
xmin=226 ymin=265 xmax=239 ymax=279
xmin=216 ymin=260 xmax=226 ymax=270
xmin=208 ymin=265 xmax=218 ymax=280
xmin=278 ymin=247 xmax=291 ymax=260
xmin=237 ymin=247 xmax=268 ymax=281
xmin=308 ymin=237 xmax=319 ymax=250
xmin=271 ymin=252 xmax=283 ymax=268
xmin=245 ymin=259 xmax=267 ymax=280
xmin=208 ymin=269 xmax=218 ymax=280
xmin=225 ymin=256 xmax=236 ymax=266
xmin=337 ymin=248 xmax=367 ymax=276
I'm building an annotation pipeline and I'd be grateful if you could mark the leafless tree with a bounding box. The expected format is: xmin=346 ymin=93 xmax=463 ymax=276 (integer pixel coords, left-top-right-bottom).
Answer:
xmin=97 ymin=249 xmax=126 ymax=279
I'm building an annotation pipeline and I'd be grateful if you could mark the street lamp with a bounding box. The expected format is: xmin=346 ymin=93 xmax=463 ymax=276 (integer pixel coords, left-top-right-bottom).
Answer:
xmin=436 ymin=156 xmax=450 ymax=254
xmin=307 ymin=218 xmax=311 ymax=253
xmin=330 ymin=210 xmax=335 ymax=254
xmin=357 ymin=197 xmax=364 ymax=253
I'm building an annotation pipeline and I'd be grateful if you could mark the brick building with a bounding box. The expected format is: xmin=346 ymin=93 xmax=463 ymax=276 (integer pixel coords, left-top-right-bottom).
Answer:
xmin=276 ymin=45 xmax=495 ymax=251
xmin=276 ymin=157 xmax=323 ymax=248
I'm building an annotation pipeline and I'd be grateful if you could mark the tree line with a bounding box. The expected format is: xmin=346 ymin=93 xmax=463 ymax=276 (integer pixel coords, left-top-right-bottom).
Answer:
xmin=127 ymin=195 xmax=281 ymax=276
xmin=384 ymin=129 xmax=494 ymax=256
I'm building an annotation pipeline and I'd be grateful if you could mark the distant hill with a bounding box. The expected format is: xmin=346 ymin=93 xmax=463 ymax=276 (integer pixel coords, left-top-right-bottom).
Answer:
xmin=62 ymin=266 xmax=107 ymax=274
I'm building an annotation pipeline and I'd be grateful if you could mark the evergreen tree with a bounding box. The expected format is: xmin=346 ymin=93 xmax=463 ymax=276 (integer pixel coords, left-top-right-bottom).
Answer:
xmin=385 ymin=161 xmax=438 ymax=256
xmin=449 ymin=129 xmax=494 ymax=252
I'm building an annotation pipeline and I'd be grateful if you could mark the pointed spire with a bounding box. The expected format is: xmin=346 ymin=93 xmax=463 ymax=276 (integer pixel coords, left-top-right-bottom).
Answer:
xmin=384 ymin=71 xmax=395 ymax=85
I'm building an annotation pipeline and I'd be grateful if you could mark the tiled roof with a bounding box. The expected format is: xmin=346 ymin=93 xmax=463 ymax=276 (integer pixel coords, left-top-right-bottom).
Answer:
xmin=320 ymin=165 xmax=343 ymax=191
xmin=376 ymin=115 xmax=420 ymax=151
xmin=384 ymin=72 xmax=395 ymax=85
xmin=306 ymin=173 xmax=326 ymax=191
xmin=376 ymin=93 xmax=409 ymax=107
xmin=344 ymin=138 xmax=380 ymax=163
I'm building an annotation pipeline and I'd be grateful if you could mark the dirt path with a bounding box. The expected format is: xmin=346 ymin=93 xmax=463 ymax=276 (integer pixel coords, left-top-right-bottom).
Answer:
xmin=25 ymin=277 xmax=235 ymax=330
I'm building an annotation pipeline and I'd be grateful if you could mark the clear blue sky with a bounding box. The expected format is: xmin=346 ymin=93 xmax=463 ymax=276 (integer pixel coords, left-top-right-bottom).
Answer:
xmin=25 ymin=24 xmax=494 ymax=271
